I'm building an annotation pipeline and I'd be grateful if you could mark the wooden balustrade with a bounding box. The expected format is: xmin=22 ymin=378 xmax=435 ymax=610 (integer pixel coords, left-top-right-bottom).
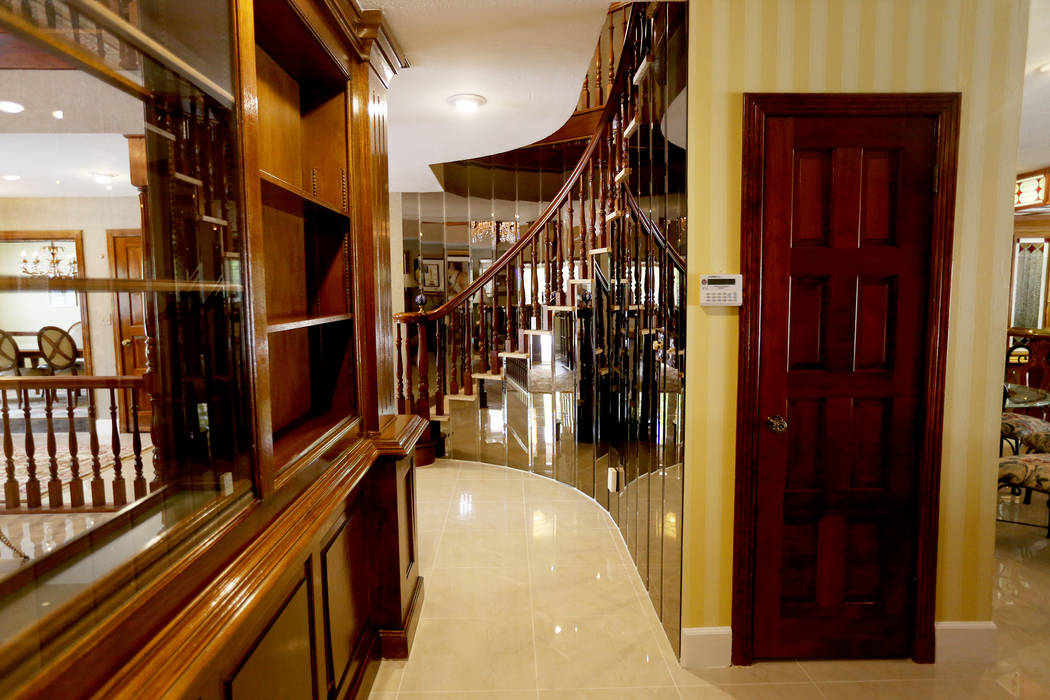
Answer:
xmin=578 ymin=4 xmax=632 ymax=113
xmin=0 ymin=375 xmax=150 ymax=511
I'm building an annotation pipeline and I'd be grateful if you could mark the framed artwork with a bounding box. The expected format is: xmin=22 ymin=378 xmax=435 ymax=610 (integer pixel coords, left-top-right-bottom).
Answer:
xmin=421 ymin=258 xmax=444 ymax=291
xmin=447 ymin=255 xmax=471 ymax=295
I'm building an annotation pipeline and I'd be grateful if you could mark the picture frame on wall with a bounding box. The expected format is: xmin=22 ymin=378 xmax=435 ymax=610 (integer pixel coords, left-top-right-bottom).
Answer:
xmin=447 ymin=255 xmax=471 ymax=295
xmin=421 ymin=258 xmax=444 ymax=291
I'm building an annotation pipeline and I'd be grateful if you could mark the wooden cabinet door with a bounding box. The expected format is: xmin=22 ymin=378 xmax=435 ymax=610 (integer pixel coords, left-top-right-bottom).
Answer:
xmin=109 ymin=230 xmax=152 ymax=428
xmin=753 ymin=114 xmax=937 ymax=659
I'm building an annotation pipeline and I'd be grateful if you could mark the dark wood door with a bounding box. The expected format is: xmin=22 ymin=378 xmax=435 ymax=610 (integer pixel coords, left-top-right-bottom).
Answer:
xmin=753 ymin=115 xmax=938 ymax=659
xmin=109 ymin=230 xmax=152 ymax=428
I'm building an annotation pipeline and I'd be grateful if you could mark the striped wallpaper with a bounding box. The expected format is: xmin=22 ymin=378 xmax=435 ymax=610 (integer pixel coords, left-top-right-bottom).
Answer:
xmin=683 ymin=0 xmax=1030 ymax=629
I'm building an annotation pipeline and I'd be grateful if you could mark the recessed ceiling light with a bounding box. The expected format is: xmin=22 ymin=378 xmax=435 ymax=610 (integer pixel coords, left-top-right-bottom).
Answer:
xmin=446 ymin=93 xmax=486 ymax=113
xmin=0 ymin=101 xmax=24 ymax=113
xmin=52 ymin=110 xmax=63 ymax=119
xmin=2 ymin=174 xmax=20 ymax=181
xmin=93 ymin=172 xmax=115 ymax=185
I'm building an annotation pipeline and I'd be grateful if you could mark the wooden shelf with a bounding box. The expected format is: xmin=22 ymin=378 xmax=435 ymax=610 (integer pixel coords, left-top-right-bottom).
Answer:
xmin=273 ymin=408 xmax=356 ymax=471
xmin=259 ymin=169 xmax=348 ymax=218
xmin=267 ymin=313 xmax=353 ymax=334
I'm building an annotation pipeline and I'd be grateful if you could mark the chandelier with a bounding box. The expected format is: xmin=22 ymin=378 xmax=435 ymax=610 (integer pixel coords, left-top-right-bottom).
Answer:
xmin=20 ymin=243 xmax=78 ymax=279
xmin=470 ymin=220 xmax=519 ymax=246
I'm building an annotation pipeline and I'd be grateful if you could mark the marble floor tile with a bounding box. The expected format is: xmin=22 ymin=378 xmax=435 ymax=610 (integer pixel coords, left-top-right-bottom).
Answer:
xmin=669 ymin=661 xmax=810 ymax=688
xmin=445 ymin=498 xmax=527 ymax=530
xmin=398 ymin=616 xmax=537 ymax=692
xmin=532 ymin=612 xmax=674 ymax=689
xmin=369 ymin=458 xmax=1050 ymax=700
xmin=422 ymin=566 xmax=531 ymax=619
xmin=814 ymin=679 xmax=995 ymax=699
xmin=371 ymin=659 xmax=405 ymax=694
xmin=677 ymin=684 xmax=823 ymax=699
xmin=398 ymin=692 xmax=538 ymax=699
xmin=434 ymin=529 xmax=529 ymax=568
xmin=538 ymin=689 xmax=680 ymax=699
xmin=530 ymin=562 xmax=644 ymax=618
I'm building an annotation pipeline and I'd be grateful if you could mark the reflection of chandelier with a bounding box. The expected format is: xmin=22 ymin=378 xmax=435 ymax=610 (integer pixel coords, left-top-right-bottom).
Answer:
xmin=20 ymin=243 xmax=78 ymax=278
xmin=470 ymin=220 xmax=519 ymax=245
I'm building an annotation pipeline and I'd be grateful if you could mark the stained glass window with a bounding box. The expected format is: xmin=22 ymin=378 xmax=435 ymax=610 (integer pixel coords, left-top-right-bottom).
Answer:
xmin=1016 ymin=174 xmax=1047 ymax=208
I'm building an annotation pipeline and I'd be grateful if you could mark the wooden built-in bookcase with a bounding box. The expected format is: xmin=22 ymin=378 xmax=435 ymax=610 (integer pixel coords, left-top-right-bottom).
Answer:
xmin=252 ymin=0 xmax=357 ymax=470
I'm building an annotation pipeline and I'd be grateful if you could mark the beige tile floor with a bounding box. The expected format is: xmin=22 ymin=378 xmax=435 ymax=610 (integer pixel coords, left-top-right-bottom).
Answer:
xmin=370 ymin=459 xmax=1050 ymax=699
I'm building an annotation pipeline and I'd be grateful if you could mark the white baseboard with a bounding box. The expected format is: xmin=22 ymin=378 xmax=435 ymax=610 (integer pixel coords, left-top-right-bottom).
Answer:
xmin=935 ymin=621 xmax=997 ymax=663
xmin=680 ymin=626 xmax=732 ymax=669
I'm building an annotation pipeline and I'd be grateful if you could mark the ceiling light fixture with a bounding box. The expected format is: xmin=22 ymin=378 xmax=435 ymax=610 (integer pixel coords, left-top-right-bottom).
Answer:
xmin=21 ymin=242 xmax=77 ymax=279
xmin=446 ymin=93 xmax=486 ymax=113
xmin=52 ymin=110 xmax=63 ymax=119
xmin=0 ymin=101 xmax=24 ymax=114
xmin=2 ymin=174 xmax=20 ymax=181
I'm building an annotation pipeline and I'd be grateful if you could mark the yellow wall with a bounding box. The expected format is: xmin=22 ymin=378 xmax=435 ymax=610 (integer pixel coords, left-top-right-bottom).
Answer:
xmin=683 ymin=0 xmax=1030 ymax=629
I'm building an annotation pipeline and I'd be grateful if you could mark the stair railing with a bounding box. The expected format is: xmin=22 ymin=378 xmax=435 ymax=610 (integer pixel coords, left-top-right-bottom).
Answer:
xmin=0 ymin=375 xmax=149 ymax=511
xmin=395 ymin=3 xmax=665 ymax=437
xmin=578 ymin=2 xmax=633 ymax=113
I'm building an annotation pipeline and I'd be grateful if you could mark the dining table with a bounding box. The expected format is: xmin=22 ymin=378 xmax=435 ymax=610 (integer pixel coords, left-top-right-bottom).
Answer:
xmin=10 ymin=331 xmax=83 ymax=370
xmin=1003 ymin=382 xmax=1050 ymax=409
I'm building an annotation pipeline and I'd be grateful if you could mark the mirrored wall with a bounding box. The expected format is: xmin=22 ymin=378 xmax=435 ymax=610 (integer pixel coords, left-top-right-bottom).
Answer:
xmin=396 ymin=2 xmax=687 ymax=651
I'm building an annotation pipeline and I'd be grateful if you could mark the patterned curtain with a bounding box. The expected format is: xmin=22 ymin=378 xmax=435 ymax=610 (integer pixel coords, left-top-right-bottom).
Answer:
xmin=1013 ymin=241 xmax=1047 ymax=328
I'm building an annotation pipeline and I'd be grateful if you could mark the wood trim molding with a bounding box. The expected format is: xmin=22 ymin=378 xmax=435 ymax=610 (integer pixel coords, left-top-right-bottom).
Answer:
xmin=732 ymin=93 xmax=961 ymax=666
xmin=372 ymin=414 xmax=428 ymax=456
xmin=89 ymin=440 xmax=377 ymax=698
xmin=378 ymin=575 xmax=424 ymax=658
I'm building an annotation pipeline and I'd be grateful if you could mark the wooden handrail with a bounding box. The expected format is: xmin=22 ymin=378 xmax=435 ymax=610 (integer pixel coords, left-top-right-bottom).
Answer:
xmin=0 ymin=375 xmax=144 ymax=390
xmin=623 ymin=188 xmax=686 ymax=272
xmin=394 ymin=3 xmax=645 ymax=325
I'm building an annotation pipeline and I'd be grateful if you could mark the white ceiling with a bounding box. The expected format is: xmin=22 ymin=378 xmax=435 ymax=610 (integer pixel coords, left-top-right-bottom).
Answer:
xmin=0 ymin=69 xmax=142 ymax=197
xmin=1019 ymin=0 xmax=1050 ymax=173
xmin=0 ymin=133 xmax=139 ymax=197
xmin=367 ymin=0 xmax=612 ymax=192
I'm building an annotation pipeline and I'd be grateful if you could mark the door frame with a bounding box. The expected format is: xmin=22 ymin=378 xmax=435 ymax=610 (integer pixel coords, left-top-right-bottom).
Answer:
xmin=0 ymin=229 xmax=92 ymax=374
xmin=107 ymin=228 xmax=143 ymax=428
xmin=732 ymin=93 xmax=961 ymax=665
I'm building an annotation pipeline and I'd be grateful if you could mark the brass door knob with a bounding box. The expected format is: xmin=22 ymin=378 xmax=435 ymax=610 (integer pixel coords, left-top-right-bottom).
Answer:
xmin=766 ymin=415 xmax=788 ymax=433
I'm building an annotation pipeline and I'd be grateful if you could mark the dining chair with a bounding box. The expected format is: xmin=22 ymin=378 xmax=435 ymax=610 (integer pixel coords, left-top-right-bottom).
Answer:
xmin=38 ymin=325 xmax=79 ymax=406
xmin=0 ymin=329 xmax=48 ymax=407
xmin=67 ymin=321 xmax=86 ymax=373
xmin=0 ymin=330 xmax=17 ymax=377
xmin=37 ymin=326 xmax=79 ymax=376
